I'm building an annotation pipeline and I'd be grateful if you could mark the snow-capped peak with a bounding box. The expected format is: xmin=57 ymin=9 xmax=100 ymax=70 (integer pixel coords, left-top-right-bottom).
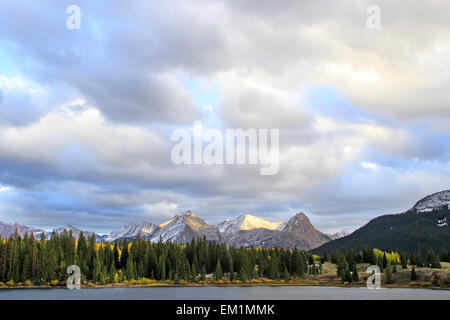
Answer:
xmin=218 ymin=214 xmax=283 ymax=234
xmin=158 ymin=211 xmax=198 ymax=228
xmin=413 ymin=190 xmax=450 ymax=213
xmin=149 ymin=211 xmax=221 ymax=243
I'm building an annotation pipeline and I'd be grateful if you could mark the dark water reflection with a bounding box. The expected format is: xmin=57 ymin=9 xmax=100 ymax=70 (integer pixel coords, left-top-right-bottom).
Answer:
xmin=0 ymin=286 xmax=449 ymax=300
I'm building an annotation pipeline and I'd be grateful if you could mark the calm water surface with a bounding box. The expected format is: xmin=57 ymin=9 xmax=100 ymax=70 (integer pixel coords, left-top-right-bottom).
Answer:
xmin=0 ymin=286 xmax=449 ymax=300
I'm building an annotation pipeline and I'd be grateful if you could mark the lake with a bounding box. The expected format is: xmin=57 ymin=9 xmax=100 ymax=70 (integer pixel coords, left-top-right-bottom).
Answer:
xmin=0 ymin=286 xmax=449 ymax=300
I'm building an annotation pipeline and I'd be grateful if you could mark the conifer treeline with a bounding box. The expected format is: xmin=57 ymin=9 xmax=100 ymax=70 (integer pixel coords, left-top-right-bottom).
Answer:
xmin=322 ymin=246 xmax=444 ymax=284
xmin=0 ymin=230 xmax=316 ymax=285
xmin=1 ymin=231 xmax=446 ymax=286
xmin=324 ymin=246 xmax=445 ymax=269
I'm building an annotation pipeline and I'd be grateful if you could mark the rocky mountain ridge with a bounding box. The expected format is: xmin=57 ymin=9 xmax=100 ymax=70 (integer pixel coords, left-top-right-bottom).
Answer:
xmin=0 ymin=211 xmax=329 ymax=250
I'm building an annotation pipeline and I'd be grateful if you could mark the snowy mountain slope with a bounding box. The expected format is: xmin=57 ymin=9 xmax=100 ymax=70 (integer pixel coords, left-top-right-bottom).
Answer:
xmin=103 ymin=221 xmax=158 ymax=242
xmin=150 ymin=211 xmax=222 ymax=244
xmin=218 ymin=212 xmax=331 ymax=250
xmin=0 ymin=221 xmax=45 ymax=239
xmin=326 ymin=229 xmax=351 ymax=240
xmin=413 ymin=190 xmax=450 ymax=213
xmin=217 ymin=214 xmax=283 ymax=234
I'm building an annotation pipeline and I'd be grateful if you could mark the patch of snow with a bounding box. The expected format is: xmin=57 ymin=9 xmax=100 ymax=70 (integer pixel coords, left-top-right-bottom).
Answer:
xmin=414 ymin=190 xmax=450 ymax=213
xmin=218 ymin=214 xmax=283 ymax=235
xmin=437 ymin=217 xmax=448 ymax=227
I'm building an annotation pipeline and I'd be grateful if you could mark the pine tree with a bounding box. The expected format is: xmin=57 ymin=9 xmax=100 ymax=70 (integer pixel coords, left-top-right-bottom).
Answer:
xmin=113 ymin=242 xmax=120 ymax=270
xmin=120 ymin=243 xmax=129 ymax=270
xmin=161 ymin=257 xmax=166 ymax=281
xmin=400 ymin=253 xmax=408 ymax=269
xmin=411 ymin=266 xmax=418 ymax=281
xmin=337 ymin=254 xmax=348 ymax=277
xmin=109 ymin=260 xmax=116 ymax=283
xmin=341 ymin=266 xmax=352 ymax=283
xmin=385 ymin=261 xmax=393 ymax=284
xmin=351 ymin=263 xmax=359 ymax=282
xmin=227 ymin=252 xmax=234 ymax=281
xmin=239 ymin=267 xmax=247 ymax=283
xmin=125 ymin=254 xmax=135 ymax=281
xmin=382 ymin=253 xmax=388 ymax=269
xmin=283 ymin=267 xmax=290 ymax=282
xmin=77 ymin=232 xmax=88 ymax=281
xmin=191 ymin=263 xmax=197 ymax=282
xmin=21 ymin=252 xmax=31 ymax=283
xmin=201 ymin=265 xmax=206 ymax=282
xmin=214 ymin=258 xmax=223 ymax=281
xmin=93 ymin=252 xmax=102 ymax=282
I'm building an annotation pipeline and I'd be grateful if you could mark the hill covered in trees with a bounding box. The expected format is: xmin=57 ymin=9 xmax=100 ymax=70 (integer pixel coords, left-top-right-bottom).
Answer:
xmin=313 ymin=204 xmax=450 ymax=254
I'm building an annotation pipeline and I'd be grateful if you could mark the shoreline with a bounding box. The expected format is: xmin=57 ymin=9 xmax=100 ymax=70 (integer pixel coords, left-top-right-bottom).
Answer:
xmin=1 ymin=282 xmax=448 ymax=291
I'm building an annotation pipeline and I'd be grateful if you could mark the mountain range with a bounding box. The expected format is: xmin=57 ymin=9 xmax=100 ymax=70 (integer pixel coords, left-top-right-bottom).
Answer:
xmin=1 ymin=190 xmax=449 ymax=252
xmin=0 ymin=210 xmax=331 ymax=250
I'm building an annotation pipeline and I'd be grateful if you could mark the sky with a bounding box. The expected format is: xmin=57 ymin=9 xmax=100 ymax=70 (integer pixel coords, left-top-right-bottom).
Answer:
xmin=0 ymin=0 xmax=449 ymax=234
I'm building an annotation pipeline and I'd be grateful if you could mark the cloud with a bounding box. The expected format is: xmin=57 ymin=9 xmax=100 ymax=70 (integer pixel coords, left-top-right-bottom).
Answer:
xmin=217 ymin=82 xmax=311 ymax=129
xmin=0 ymin=74 xmax=79 ymax=126
xmin=0 ymin=0 xmax=449 ymax=233
xmin=0 ymin=1 xmax=206 ymax=124
xmin=361 ymin=162 xmax=379 ymax=170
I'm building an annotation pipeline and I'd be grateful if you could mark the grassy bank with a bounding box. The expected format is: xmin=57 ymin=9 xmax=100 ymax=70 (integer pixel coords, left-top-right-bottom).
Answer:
xmin=1 ymin=262 xmax=449 ymax=290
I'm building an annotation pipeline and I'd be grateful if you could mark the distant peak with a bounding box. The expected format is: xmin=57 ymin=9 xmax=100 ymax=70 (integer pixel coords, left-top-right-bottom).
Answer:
xmin=292 ymin=212 xmax=309 ymax=221
xmin=60 ymin=224 xmax=77 ymax=230
xmin=176 ymin=211 xmax=196 ymax=217
xmin=158 ymin=211 xmax=201 ymax=229
xmin=286 ymin=212 xmax=313 ymax=227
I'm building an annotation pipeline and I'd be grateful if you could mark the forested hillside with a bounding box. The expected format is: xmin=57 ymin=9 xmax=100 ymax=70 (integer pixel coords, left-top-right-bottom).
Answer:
xmin=313 ymin=205 xmax=450 ymax=254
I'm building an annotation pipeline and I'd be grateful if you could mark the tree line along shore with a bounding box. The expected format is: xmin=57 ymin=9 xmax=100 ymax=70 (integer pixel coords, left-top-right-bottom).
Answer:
xmin=1 ymin=231 xmax=449 ymax=289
